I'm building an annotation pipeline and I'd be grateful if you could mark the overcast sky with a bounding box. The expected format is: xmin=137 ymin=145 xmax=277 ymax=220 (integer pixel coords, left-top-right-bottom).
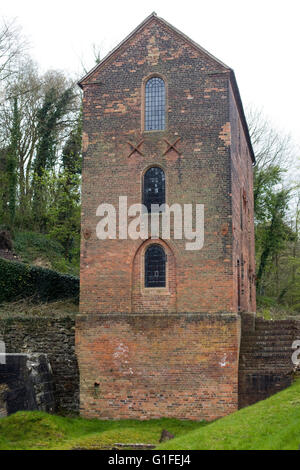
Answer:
xmin=1 ymin=0 xmax=300 ymax=148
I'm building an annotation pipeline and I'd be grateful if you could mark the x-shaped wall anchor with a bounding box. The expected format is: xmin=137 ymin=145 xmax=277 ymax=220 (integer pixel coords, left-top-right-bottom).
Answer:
xmin=127 ymin=140 xmax=144 ymax=158
xmin=163 ymin=137 xmax=181 ymax=156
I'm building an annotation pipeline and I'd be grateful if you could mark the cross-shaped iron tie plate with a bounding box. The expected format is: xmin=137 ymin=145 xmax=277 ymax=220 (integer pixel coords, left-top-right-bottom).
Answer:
xmin=127 ymin=140 xmax=144 ymax=158
xmin=163 ymin=137 xmax=181 ymax=156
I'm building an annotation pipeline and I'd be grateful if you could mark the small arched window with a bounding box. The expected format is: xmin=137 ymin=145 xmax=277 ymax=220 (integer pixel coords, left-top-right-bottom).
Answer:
xmin=143 ymin=167 xmax=165 ymax=212
xmin=145 ymin=244 xmax=166 ymax=288
xmin=145 ymin=77 xmax=165 ymax=131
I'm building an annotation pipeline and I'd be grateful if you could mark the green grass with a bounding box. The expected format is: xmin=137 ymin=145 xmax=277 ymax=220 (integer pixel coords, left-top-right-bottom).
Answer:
xmin=158 ymin=379 xmax=300 ymax=450
xmin=256 ymin=295 xmax=300 ymax=319
xmin=2 ymin=381 xmax=300 ymax=450
xmin=0 ymin=412 xmax=204 ymax=450
xmin=13 ymin=230 xmax=79 ymax=276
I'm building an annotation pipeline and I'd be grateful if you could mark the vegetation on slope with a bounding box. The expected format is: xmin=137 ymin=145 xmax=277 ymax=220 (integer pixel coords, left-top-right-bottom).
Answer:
xmin=158 ymin=379 xmax=300 ymax=450
xmin=1 ymin=381 xmax=300 ymax=450
xmin=0 ymin=256 xmax=79 ymax=304
xmin=256 ymin=295 xmax=300 ymax=320
xmin=13 ymin=230 xmax=80 ymax=276
xmin=0 ymin=298 xmax=78 ymax=316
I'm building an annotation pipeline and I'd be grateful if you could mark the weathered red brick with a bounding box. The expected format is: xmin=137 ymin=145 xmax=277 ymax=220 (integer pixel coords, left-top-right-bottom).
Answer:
xmin=77 ymin=13 xmax=256 ymax=421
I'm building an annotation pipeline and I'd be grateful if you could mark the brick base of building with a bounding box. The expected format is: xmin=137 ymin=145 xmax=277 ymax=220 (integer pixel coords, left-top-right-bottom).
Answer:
xmin=76 ymin=313 xmax=241 ymax=421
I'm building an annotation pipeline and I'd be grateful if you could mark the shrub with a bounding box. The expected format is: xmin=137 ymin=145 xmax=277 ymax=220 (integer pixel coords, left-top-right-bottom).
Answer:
xmin=0 ymin=258 xmax=79 ymax=304
xmin=256 ymin=295 xmax=277 ymax=308
xmin=0 ymin=230 xmax=13 ymax=250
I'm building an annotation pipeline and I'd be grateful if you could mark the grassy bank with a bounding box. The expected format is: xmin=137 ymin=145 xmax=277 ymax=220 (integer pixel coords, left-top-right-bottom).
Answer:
xmin=158 ymin=379 xmax=300 ymax=450
xmin=13 ymin=230 xmax=79 ymax=276
xmin=1 ymin=381 xmax=300 ymax=450
xmin=0 ymin=413 xmax=204 ymax=450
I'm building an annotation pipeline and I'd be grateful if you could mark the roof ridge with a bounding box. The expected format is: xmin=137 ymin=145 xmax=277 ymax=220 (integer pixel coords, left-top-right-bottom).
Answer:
xmin=77 ymin=13 xmax=255 ymax=163
xmin=78 ymin=13 xmax=229 ymax=87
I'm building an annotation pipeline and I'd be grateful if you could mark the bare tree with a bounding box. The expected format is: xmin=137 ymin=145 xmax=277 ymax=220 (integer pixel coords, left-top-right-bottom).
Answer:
xmin=78 ymin=42 xmax=104 ymax=75
xmin=0 ymin=18 xmax=28 ymax=86
xmin=0 ymin=58 xmax=80 ymax=225
xmin=246 ymin=106 xmax=295 ymax=171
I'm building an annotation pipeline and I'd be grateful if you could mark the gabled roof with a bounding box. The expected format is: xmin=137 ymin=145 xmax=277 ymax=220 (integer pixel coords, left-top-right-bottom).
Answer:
xmin=78 ymin=12 xmax=229 ymax=87
xmin=78 ymin=12 xmax=255 ymax=163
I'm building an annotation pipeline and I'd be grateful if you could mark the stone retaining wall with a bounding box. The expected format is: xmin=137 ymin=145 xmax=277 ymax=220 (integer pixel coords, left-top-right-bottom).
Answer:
xmin=0 ymin=316 xmax=78 ymax=414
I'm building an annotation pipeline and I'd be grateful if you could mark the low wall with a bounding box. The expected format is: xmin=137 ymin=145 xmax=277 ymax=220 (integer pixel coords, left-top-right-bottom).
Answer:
xmin=0 ymin=353 xmax=55 ymax=416
xmin=238 ymin=313 xmax=300 ymax=408
xmin=0 ymin=316 xmax=79 ymax=414
xmin=76 ymin=313 xmax=241 ymax=421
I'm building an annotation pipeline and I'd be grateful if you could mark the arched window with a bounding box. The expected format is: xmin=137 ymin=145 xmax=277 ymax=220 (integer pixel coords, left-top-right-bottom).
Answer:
xmin=145 ymin=244 xmax=166 ymax=288
xmin=143 ymin=166 xmax=165 ymax=212
xmin=145 ymin=77 xmax=165 ymax=131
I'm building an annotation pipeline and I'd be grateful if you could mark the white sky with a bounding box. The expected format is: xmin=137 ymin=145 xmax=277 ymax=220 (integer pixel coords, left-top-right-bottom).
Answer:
xmin=1 ymin=0 xmax=300 ymax=148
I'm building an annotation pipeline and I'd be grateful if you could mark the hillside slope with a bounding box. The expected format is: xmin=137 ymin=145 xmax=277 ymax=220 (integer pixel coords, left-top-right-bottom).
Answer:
xmin=158 ymin=379 xmax=300 ymax=450
xmin=0 ymin=380 xmax=300 ymax=450
xmin=10 ymin=230 xmax=79 ymax=276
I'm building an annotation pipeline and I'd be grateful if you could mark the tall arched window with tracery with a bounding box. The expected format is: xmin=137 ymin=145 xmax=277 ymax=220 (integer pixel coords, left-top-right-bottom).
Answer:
xmin=145 ymin=77 xmax=165 ymax=131
xmin=143 ymin=166 xmax=165 ymax=212
xmin=145 ymin=244 xmax=166 ymax=288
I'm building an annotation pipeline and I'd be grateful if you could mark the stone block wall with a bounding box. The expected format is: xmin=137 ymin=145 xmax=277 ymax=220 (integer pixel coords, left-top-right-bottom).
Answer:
xmin=238 ymin=313 xmax=300 ymax=408
xmin=0 ymin=353 xmax=55 ymax=416
xmin=0 ymin=316 xmax=78 ymax=414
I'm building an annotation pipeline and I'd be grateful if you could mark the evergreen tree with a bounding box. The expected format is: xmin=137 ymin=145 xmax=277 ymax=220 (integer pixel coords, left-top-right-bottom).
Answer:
xmin=48 ymin=114 xmax=82 ymax=261
xmin=32 ymin=86 xmax=75 ymax=229
xmin=6 ymin=96 xmax=21 ymax=226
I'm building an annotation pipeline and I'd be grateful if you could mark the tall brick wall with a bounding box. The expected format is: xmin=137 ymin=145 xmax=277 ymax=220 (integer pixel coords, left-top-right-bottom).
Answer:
xmin=76 ymin=313 xmax=240 ymax=421
xmin=77 ymin=14 xmax=256 ymax=420
xmin=0 ymin=316 xmax=79 ymax=414
xmin=238 ymin=313 xmax=300 ymax=408
xmin=229 ymin=85 xmax=256 ymax=313
xmin=79 ymin=15 xmax=246 ymax=315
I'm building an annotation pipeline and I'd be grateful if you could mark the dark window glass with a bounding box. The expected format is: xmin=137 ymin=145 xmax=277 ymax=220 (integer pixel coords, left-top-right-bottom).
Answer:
xmin=145 ymin=244 xmax=166 ymax=288
xmin=145 ymin=77 xmax=165 ymax=131
xmin=143 ymin=167 xmax=165 ymax=212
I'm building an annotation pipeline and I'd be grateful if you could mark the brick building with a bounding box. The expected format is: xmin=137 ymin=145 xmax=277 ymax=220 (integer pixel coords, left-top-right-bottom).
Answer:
xmin=76 ymin=12 xmax=256 ymax=421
